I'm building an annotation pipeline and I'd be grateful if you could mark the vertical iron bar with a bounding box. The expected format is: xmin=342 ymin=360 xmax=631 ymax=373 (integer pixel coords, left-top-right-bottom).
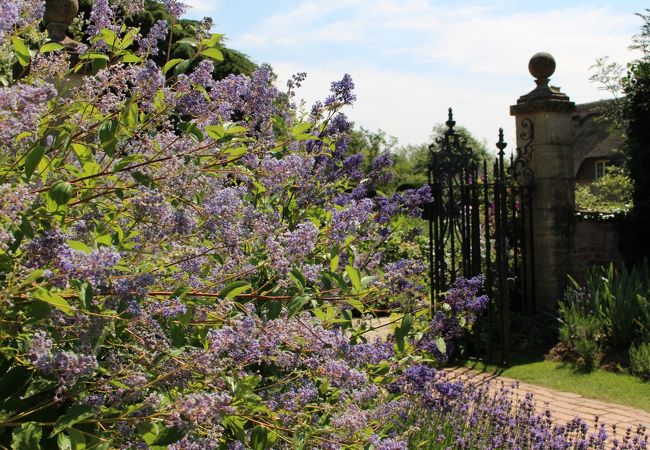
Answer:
xmin=528 ymin=192 xmax=536 ymax=313
xmin=471 ymin=165 xmax=481 ymax=276
xmin=496 ymin=129 xmax=510 ymax=365
xmin=483 ymin=159 xmax=494 ymax=361
xmin=428 ymin=149 xmax=435 ymax=309
xmin=448 ymin=180 xmax=456 ymax=284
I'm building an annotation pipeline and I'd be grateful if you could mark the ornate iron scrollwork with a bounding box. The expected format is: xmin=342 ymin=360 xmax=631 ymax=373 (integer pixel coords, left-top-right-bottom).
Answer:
xmin=508 ymin=117 xmax=535 ymax=186
xmin=430 ymin=108 xmax=475 ymax=180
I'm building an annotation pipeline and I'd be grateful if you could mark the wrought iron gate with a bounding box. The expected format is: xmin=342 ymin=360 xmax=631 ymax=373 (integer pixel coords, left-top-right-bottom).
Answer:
xmin=424 ymin=109 xmax=535 ymax=364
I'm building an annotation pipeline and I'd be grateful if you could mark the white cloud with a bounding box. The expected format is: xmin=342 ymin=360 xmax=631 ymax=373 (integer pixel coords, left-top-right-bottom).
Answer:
xmin=183 ymin=0 xmax=222 ymax=17
xmin=272 ymin=61 xmax=520 ymax=150
xmin=223 ymin=0 xmax=642 ymax=147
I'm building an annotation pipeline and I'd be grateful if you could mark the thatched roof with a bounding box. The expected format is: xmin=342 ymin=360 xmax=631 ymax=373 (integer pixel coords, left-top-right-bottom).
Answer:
xmin=572 ymin=100 xmax=623 ymax=176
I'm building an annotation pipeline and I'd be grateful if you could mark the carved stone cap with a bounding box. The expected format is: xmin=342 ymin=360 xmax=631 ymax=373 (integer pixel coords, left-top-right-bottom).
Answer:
xmin=514 ymin=52 xmax=573 ymax=109
xmin=510 ymin=98 xmax=576 ymax=116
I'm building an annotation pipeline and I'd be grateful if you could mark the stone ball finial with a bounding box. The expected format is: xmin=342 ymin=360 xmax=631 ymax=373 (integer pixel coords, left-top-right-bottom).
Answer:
xmin=528 ymin=52 xmax=556 ymax=80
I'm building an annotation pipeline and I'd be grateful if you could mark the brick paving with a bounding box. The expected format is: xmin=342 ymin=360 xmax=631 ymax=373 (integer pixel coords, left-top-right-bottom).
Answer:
xmin=362 ymin=317 xmax=650 ymax=435
xmin=446 ymin=366 xmax=650 ymax=434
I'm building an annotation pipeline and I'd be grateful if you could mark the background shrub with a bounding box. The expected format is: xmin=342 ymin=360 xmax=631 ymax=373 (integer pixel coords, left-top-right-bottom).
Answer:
xmin=630 ymin=342 xmax=650 ymax=380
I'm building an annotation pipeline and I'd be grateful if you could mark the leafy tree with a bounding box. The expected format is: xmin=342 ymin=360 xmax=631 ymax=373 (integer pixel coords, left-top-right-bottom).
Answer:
xmin=76 ymin=0 xmax=257 ymax=78
xmin=622 ymin=12 xmax=650 ymax=263
xmin=346 ymin=127 xmax=397 ymax=169
xmin=346 ymin=123 xmax=491 ymax=193
xmin=575 ymin=166 xmax=633 ymax=213
xmin=591 ymin=10 xmax=650 ymax=263
xmin=393 ymin=124 xmax=492 ymax=191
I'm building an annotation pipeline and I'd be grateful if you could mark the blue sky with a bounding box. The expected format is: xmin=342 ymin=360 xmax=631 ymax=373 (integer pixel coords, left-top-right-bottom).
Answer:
xmin=184 ymin=0 xmax=646 ymax=150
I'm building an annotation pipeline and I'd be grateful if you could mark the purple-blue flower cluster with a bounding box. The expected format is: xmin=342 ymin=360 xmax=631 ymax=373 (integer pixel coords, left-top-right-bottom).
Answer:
xmin=28 ymin=331 xmax=98 ymax=387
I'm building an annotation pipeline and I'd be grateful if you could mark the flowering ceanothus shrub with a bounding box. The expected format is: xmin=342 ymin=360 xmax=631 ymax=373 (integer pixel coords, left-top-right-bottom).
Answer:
xmin=0 ymin=2 xmax=492 ymax=449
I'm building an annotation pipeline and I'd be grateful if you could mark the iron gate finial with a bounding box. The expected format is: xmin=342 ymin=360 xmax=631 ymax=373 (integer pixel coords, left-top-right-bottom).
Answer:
xmin=496 ymin=128 xmax=507 ymax=156
xmin=446 ymin=107 xmax=456 ymax=134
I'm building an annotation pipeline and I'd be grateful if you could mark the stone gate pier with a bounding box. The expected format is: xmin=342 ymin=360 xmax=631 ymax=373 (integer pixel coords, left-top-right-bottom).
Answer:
xmin=510 ymin=52 xmax=576 ymax=311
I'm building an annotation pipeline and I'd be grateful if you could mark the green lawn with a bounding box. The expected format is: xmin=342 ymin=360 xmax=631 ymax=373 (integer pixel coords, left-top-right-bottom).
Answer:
xmin=461 ymin=355 xmax=650 ymax=412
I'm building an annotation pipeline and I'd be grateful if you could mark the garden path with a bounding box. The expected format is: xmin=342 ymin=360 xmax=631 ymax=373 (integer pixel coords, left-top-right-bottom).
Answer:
xmin=363 ymin=318 xmax=650 ymax=434
xmin=447 ymin=366 xmax=650 ymax=436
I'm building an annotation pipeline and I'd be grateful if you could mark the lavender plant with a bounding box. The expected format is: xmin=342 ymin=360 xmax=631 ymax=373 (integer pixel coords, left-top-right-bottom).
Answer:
xmin=394 ymin=367 xmax=648 ymax=449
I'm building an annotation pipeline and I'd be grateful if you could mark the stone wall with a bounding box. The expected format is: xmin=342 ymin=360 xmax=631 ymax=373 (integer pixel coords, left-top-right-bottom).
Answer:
xmin=570 ymin=215 xmax=623 ymax=284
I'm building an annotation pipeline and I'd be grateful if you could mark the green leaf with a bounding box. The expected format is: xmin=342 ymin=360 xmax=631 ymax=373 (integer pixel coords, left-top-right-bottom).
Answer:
xmin=218 ymin=281 xmax=251 ymax=300
xmin=121 ymin=54 xmax=141 ymax=63
xmin=33 ymin=287 xmax=73 ymax=315
xmin=200 ymin=47 xmax=224 ymax=61
xmin=24 ymin=145 xmax=46 ymax=179
xmin=131 ymin=171 xmax=154 ymax=187
xmin=91 ymin=57 xmax=107 ymax=72
xmin=434 ymin=336 xmax=447 ymax=355
xmin=204 ymin=125 xmax=225 ymax=140
xmin=203 ymin=33 xmax=223 ymax=48
xmin=120 ymin=28 xmax=139 ymax=50
xmin=291 ymin=122 xmax=312 ymax=138
xmin=137 ymin=422 xmax=159 ymax=445
xmin=151 ymin=426 xmax=185 ymax=446
xmin=250 ymin=426 xmax=268 ymax=450
xmin=72 ymin=143 xmax=93 ymax=164
xmin=177 ymin=37 xmax=197 ymax=47
xmin=11 ymin=422 xmax=42 ymax=450
xmin=96 ymin=28 xmax=117 ymax=48
xmin=179 ymin=121 xmax=204 ymax=142
xmin=266 ymin=301 xmax=282 ymax=320
xmin=78 ymin=281 xmax=93 ymax=310
xmin=98 ymin=120 xmax=118 ymax=155
xmin=293 ymin=431 xmax=308 ymax=450
xmin=57 ymin=431 xmax=71 ymax=450
xmin=223 ymin=416 xmax=246 ymax=442
xmin=18 ymin=269 xmax=44 ymax=288
xmin=67 ymin=428 xmax=86 ymax=450
xmin=330 ymin=254 xmax=339 ymax=272
xmin=40 ymin=42 xmax=64 ymax=53
xmin=22 ymin=377 xmax=58 ymax=399
xmin=51 ymin=405 xmax=96 ymax=437
xmin=83 ymin=52 xmax=110 ymax=61
xmin=12 ymin=36 xmax=31 ymax=67
xmin=49 ymin=180 xmax=74 ymax=205
xmin=162 ymin=58 xmax=184 ymax=75
xmin=345 ymin=265 xmax=361 ymax=292
xmin=66 ymin=240 xmax=91 ymax=253
xmin=394 ymin=314 xmax=412 ymax=353
xmin=95 ymin=233 xmax=112 ymax=247
xmin=289 ymin=269 xmax=306 ymax=292
xmin=174 ymin=59 xmax=192 ymax=76
xmin=82 ymin=161 xmax=101 ymax=177
xmin=401 ymin=313 xmax=413 ymax=335
xmin=121 ymin=102 xmax=138 ymax=129
xmin=361 ymin=276 xmax=377 ymax=289
xmin=287 ymin=294 xmax=310 ymax=317
xmin=225 ymin=125 xmax=248 ymax=135
xmin=19 ymin=216 xmax=35 ymax=239
xmin=223 ymin=146 xmax=247 ymax=159
xmin=169 ymin=285 xmax=192 ymax=300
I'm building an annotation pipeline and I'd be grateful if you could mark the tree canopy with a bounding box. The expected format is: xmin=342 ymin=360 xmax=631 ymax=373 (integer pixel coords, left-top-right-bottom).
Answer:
xmin=76 ymin=0 xmax=257 ymax=78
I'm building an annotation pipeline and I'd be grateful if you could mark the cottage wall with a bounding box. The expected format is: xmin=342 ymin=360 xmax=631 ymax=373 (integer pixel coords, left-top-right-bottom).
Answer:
xmin=570 ymin=216 xmax=623 ymax=284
